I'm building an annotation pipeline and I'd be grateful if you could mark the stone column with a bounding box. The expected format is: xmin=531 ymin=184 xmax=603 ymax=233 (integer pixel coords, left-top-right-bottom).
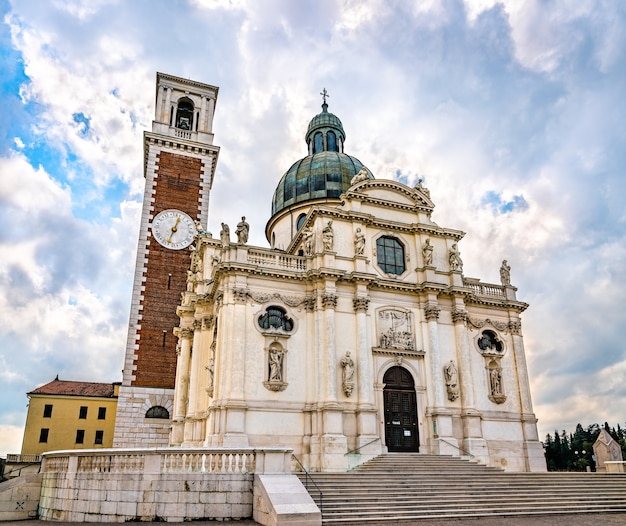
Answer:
xmin=156 ymin=85 xmax=165 ymax=124
xmin=354 ymin=295 xmax=381 ymax=455
xmin=510 ymin=319 xmax=546 ymax=471
xmin=452 ymin=308 xmax=488 ymax=463
xmin=184 ymin=320 xmax=204 ymax=444
xmin=200 ymin=96 xmax=207 ymax=133
xmin=222 ymin=285 xmax=249 ymax=446
xmin=164 ymin=87 xmax=172 ymax=125
xmin=171 ymin=327 xmax=192 ymax=445
xmin=425 ymin=303 xmax=458 ymax=454
xmin=207 ymin=97 xmax=215 ymax=132
xmin=320 ymin=288 xmax=348 ymax=470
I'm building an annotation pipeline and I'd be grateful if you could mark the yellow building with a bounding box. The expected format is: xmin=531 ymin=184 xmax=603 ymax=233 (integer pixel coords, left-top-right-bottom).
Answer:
xmin=21 ymin=376 xmax=119 ymax=455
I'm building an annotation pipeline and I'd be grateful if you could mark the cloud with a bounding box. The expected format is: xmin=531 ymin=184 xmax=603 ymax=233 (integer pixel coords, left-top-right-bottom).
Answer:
xmin=1 ymin=0 xmax=625 ymax=455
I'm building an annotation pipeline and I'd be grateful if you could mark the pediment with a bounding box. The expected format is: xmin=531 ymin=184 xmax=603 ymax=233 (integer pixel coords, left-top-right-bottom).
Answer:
xmin=345 ymin=179 xmax=434 ymax=210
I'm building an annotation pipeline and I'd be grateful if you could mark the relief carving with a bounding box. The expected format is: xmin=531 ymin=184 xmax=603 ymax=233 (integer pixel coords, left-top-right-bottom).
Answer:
xmin=508 ymin=320 xmax=522 ymax=335
xmin=378 ymin=309 xmax=415 ymax=351
xmin=468 ymin=317 xmax=509 ymax=332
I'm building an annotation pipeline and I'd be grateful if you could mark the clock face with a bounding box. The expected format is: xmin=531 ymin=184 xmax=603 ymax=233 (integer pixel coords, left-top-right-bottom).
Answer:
xmin=151 ymin=209 xmax=196 ymax=250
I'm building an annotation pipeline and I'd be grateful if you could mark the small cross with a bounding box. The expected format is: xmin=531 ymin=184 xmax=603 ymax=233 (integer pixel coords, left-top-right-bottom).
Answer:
xmin=320 ymin=88 xmax=329 ymax=104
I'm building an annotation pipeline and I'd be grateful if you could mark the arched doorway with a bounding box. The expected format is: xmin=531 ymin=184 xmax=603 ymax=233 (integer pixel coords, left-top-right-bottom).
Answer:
xmin=383 ymin=366 xmax=419 ymax=452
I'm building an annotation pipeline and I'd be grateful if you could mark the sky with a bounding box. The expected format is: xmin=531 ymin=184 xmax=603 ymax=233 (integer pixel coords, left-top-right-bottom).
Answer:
xmin=1 ymin=0 xmax=625 ymax=456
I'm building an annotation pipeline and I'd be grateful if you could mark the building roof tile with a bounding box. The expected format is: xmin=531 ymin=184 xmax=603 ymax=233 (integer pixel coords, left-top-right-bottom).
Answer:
xmin=28 ymin=377 xmax=116 ymax=398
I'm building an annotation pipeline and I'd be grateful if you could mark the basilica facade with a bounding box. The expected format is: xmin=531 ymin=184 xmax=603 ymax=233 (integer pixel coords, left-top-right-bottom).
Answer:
xmin=115 ymin=73 xmax=546 ymax=473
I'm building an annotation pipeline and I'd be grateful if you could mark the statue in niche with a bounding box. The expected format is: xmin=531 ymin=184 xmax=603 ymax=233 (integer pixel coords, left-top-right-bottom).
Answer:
xmin=322 ymin=220 xmax=334 ymax=251
xmin=354 ymin=228 xmax=365 ymax=256
xmin=444 ymin=360 xmax=460 ymax=401
xmin=350 ymin=167 xmax=369 ymax=185
xmin=303 ymin=227 xmax=314 ymax=256
xmin=422 ymin=238 xmax=434 ymax=266
xmin=449 ymin=243 xmax=463 ymax=271
xmin=206 ymin=357 xmax=215 ymax=396
xmin=341 ymin=351 xmax=355 ymax=397
xmin=500 ymin=260 xmax=511 ymax=286
xmin=220 ymin=222 xmax=230 ymax=247
xmin=490 ymin=367 xmax=502 ymax=395
xmin=268 ymin=347 xmax=284 ymax=382
xmin=235 ymin=216 xmax=249 ymax=244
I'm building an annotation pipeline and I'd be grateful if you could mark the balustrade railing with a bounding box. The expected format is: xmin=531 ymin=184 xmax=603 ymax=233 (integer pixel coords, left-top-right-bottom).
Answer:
xmin=40 ymin=447 xmax=289 ymax=476
xmin=247 ymin=249 xmax=306 ymax=271
xmin=464 ymin=279 xmax=505 ymax=298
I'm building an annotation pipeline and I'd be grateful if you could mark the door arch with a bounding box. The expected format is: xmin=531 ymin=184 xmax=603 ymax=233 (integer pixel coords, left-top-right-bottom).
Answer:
xmin=383 ymin=366 xmax=419 ymax=452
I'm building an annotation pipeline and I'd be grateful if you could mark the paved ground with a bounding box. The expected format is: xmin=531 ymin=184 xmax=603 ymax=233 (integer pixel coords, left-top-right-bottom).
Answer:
xmin=9 ymin=513 xmax=626 ymax=525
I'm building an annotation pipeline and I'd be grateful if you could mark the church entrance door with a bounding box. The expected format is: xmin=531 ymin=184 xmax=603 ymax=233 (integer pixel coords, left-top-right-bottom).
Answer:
xmin=383 ymin=366 xmax=419 ymax=452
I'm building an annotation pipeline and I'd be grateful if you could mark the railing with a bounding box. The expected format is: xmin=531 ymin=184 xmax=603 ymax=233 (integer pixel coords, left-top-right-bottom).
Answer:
xmin=463 ymin=279 xmax=505 ymax=298
xmin=292 ymin=454 xmax=323 ymax=516
xmin=247 ymin=249 xmax=306 ymax=271
xmin=6 ymin=454 xmax=41 ymax=463
xmin=41 ymin=447 xmax=291 ymax=476
xmin=174 ymin=129 xmax=192 ymax=140
xmin=344 ymin=437 xmax=381 ymax=456
xmin=438 ymin=438 xmax=475 ymax=460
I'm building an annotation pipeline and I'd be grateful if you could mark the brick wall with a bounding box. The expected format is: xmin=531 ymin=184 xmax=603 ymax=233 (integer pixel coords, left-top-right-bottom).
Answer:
xmin=132 ymin=151 xmax=204 ymax=388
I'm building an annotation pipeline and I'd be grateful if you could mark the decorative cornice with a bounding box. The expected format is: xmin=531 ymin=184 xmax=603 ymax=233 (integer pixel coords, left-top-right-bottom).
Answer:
xmin=353 ymin=296 xmax=370 ymax=313
xmin=424 ymin=305 xmax=440 ymax=321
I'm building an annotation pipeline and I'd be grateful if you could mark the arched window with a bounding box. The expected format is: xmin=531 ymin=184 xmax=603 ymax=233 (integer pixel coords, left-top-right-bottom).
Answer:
xmin=145 ymin=406 xmax=170 ymax=419
xmin=313 ymin=132 xmax=323 ymax=154
xmin=175 ymin=100 xmax=194 ymax=130
xmin=258 ymin=306 xmax=294 ymax=332
xmin=376 ymin=236 xmax=405 ymax=275
xmin=296 ymin=213 xmax=307 ymax=231
xmin=327 ymin=131 xmax=337 ymax=152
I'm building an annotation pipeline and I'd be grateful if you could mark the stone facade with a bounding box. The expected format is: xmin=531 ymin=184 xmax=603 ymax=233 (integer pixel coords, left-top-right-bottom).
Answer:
xmin=172 ymin=176 xmax=546 ymax=472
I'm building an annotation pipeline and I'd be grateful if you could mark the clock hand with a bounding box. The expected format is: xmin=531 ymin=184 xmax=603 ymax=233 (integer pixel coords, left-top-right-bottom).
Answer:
xmin=167 ymin=217 xmax=182 ymax=243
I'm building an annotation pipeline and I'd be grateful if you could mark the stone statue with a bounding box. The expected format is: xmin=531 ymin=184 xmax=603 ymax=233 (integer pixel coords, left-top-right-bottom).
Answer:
xmin=206 ymin=357 xmax=215 ymax=395
xmin=444 ymin=360 xmax=459 ymax=401
xmin=268 ymin=347 xmax=283 ymax=382
xmin=322 ymin=220 xmax=334 ymax=251
xmin=500 ymin=259 xmax=511 ymax=286
xmin=490 ymin=368 xmax=502 ymax=395
xmin=194 ymin=220 xmax=206 ymax=235
xmin=422 ymin=238 xmax=433 ymax=266
xmin=303 ymin=227 xmax=314 ymax=256
xmin=354 ymin=228 xmax=365 ymax=256
xmin=341 ymin=352 xmax=355 ymax=397
xmin=350 ymin=167 xmax=369 ymax=186
xmin=449 ymin=243 xmax=463 ymax=271
xmin=220 ymin=222 xmax=230 ymax=247
xmin=235 ymin=216 xmax=249 ymax=244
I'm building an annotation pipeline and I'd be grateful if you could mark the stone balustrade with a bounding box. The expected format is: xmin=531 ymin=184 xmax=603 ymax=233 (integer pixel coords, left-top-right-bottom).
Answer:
xmin=463 ymin=279 xmax=506 ymax=298
xmin=247 ymin=248 xmax=306 ymax=271
xmin=41 ymin=447 xmax=289 ymax=476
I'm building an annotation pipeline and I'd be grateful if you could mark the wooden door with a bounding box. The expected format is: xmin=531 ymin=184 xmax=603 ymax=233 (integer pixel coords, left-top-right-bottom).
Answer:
xmin=383 ymin=366 xmax=419 ymax=452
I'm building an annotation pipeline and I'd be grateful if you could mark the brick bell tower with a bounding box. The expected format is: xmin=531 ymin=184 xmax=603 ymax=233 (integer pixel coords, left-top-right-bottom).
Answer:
xmin=114 ymin=73 xmax=219 ymax=447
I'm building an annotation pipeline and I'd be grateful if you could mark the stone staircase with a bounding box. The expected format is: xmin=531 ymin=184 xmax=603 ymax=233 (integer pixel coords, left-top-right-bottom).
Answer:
xmin=297 ymin=453 xmax=626 ymax=524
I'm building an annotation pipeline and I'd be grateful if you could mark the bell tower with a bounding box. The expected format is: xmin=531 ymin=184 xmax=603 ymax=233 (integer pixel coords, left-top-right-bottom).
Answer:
xmin=114 ymin=73 xmax=220 ymax=447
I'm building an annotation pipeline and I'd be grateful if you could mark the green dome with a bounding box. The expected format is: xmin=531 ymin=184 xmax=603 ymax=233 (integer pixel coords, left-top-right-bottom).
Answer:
xmin=271 ymin=151 xmax=373 ymax=215
xmin=306 ymin=103 xmax=345 ymax=144
xmin=271 ymin=100 xmax=374 ymax=217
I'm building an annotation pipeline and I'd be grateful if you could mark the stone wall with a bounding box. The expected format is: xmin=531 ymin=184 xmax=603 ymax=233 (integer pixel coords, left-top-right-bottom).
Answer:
xmin=36 ymin=447 xmax=308 ymax=523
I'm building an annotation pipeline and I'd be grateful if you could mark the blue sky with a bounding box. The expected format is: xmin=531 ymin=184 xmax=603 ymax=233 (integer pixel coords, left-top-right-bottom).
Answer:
xmin=1 ymin=0 xmax=625 ymax=455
